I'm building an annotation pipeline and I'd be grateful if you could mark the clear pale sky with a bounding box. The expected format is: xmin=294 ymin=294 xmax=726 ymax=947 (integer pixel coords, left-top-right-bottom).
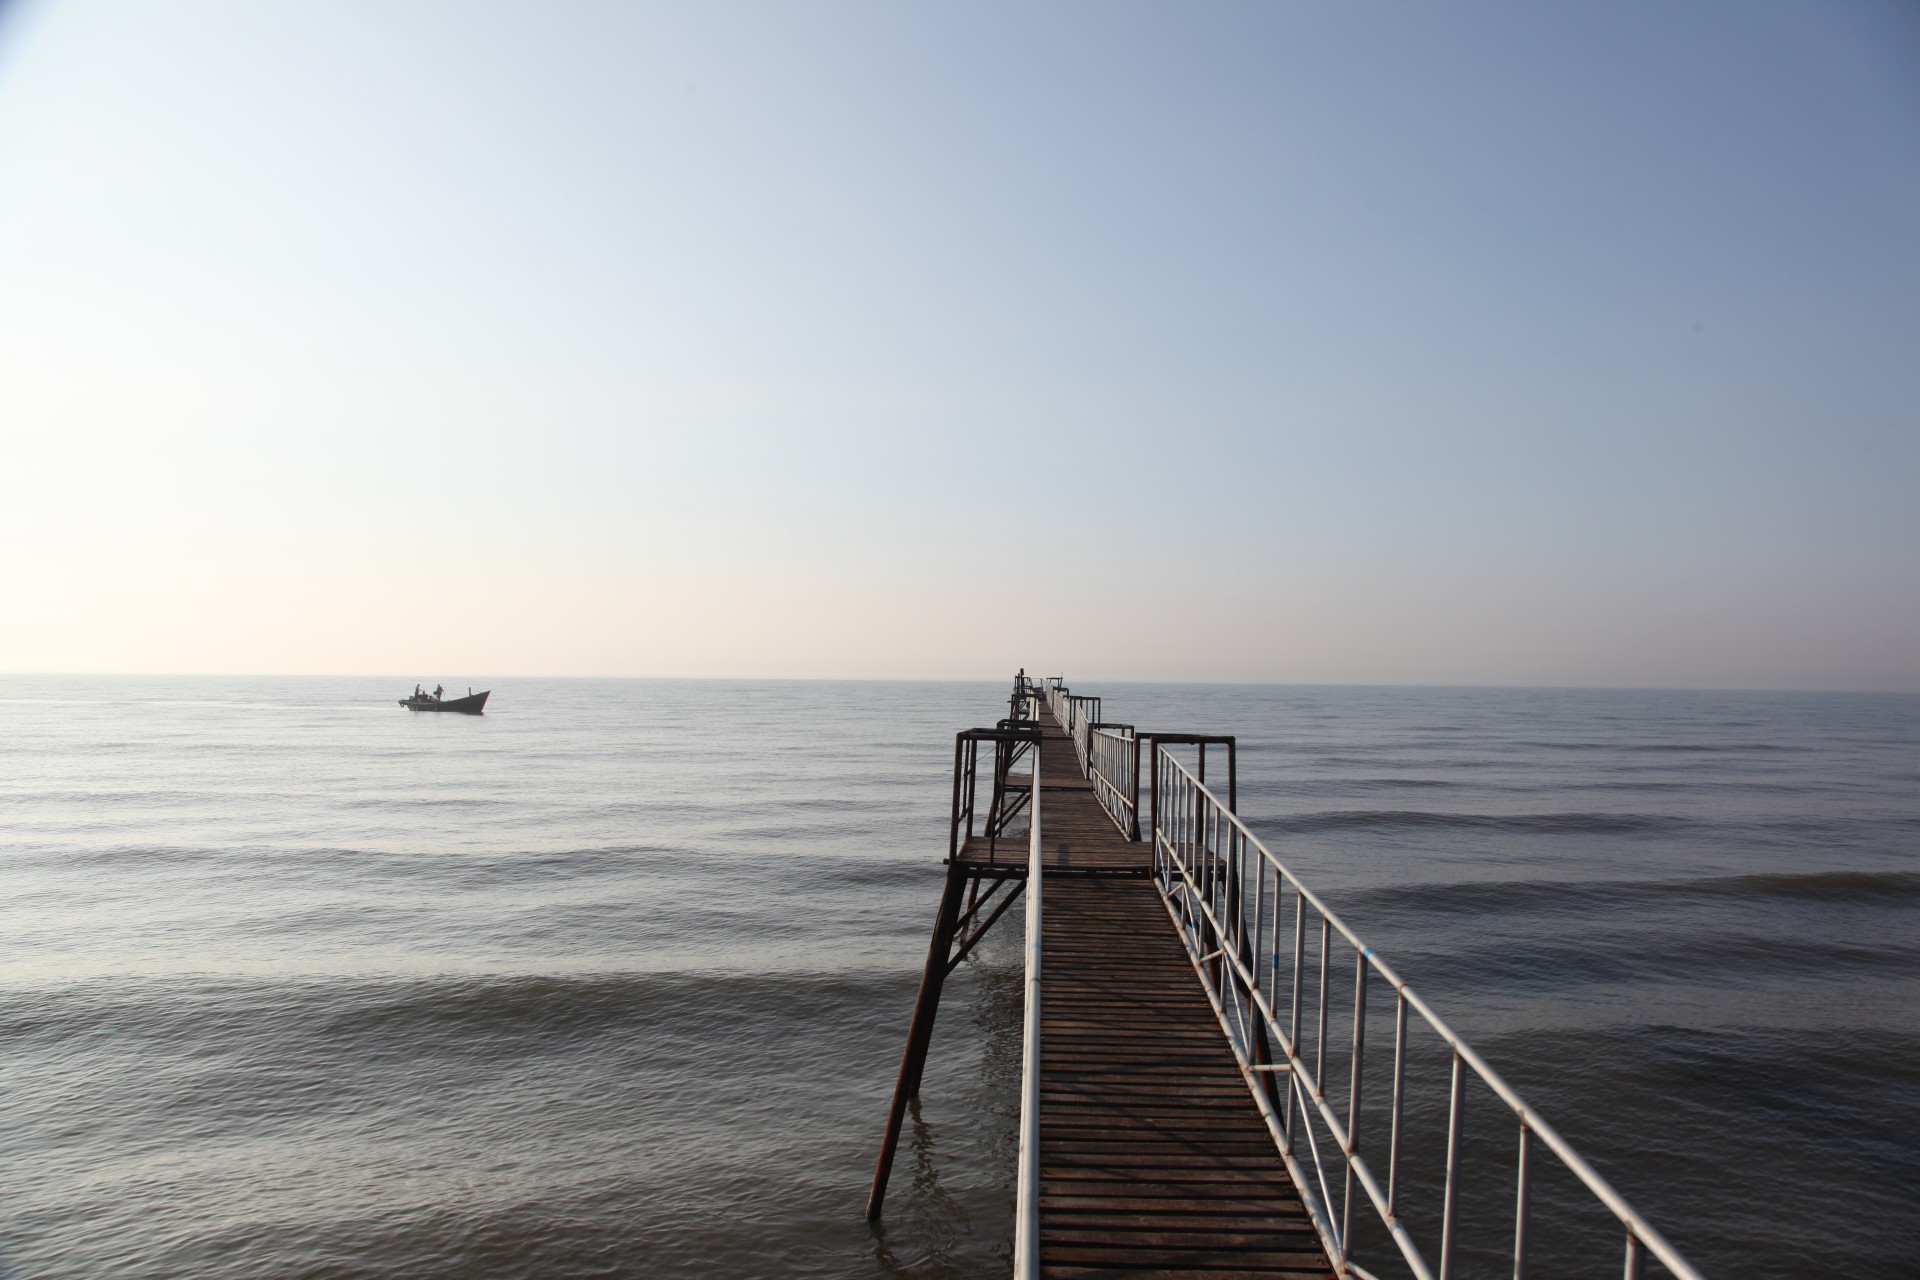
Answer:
xmin=1 ymin=1 xmax=1915 ymax=687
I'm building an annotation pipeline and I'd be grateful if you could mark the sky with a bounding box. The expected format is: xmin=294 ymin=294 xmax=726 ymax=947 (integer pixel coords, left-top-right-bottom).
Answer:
xmin=0 ymin=0 xmax=1915 ymax=687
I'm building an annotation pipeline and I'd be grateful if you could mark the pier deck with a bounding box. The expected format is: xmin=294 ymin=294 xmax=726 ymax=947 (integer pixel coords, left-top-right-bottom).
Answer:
xmin=968 ymin=707 xmax=1330 ymax=1277
xmin=956 ymin=712 xmax=1147 ymax=876
xmin=1041 ymin=872 xmax=1330 ymax=1278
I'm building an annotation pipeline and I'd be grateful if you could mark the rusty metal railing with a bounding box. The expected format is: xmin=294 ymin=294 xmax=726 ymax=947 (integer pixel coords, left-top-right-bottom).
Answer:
xmin=1151 ymin=748 xmax=1705 ymax=1280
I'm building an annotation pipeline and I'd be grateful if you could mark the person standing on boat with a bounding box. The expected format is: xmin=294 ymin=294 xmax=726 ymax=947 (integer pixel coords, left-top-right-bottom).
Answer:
xmin=433 ymin=685 xmax=443 ymax=700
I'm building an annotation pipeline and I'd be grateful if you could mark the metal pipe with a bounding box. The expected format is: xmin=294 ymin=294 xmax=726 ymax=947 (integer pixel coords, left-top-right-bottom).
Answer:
xmin=1388 ymin=992 xmax=1407 ymax=1216
xmin=1440 ymin=1050 xmax=1465 ymax=1280
xmin=1315 ymin=917 xmax=1331 ymax=1094
xmin=1514 ymin=1122 xmax=1531 ymax=1280
xmin=1288 ymin=890 xmax=1305 ymax=1137
xmin=1013 ymin=757 xmax=1042 ymax=1280
xmin=1343 ymin=947 xmax=1368 ymax=1254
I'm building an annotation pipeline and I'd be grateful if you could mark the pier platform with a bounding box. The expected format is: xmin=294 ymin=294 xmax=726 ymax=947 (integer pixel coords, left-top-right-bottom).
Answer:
xmin=868 ymin=674 xmax=1704 ymax=1280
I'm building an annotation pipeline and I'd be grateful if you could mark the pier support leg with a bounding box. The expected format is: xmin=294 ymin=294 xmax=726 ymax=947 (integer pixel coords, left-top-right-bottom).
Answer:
xmin=865 ymin=862 xmax=970 ymax=1221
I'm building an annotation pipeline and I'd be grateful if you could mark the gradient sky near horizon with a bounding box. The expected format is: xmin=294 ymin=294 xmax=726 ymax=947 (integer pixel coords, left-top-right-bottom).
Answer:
xmin=1 ymin=1 xmax=1916 ymax=687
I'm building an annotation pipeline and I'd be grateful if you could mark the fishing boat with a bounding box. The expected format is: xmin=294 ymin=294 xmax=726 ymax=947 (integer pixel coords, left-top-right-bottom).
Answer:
xmin=399 ymin=685 xmax=490 ymax=714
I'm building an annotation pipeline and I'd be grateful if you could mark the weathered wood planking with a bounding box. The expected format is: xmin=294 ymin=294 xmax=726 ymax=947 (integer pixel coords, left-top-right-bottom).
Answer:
xmin=956 ymin=716 xmax=1148 ymax=875
xmin=936 ymin=701 xmax=1330 ymax=1274
xmin=1040 ymin=874 xmax=1332 ymax=1279
xmin=1025 ymin=703 xmax=1332 ymax=1279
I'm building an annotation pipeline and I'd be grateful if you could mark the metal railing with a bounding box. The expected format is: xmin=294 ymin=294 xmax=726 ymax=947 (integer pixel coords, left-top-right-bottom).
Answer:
xmin=1013 ymin=750 xmax=1043 ymax=1280
xmin=1063 ymin=698 xmax=1102 ymax=770
xmin=1085 ymin=723 xmax=1139 ymax=839
xmin=1151 ymin=750 xmax=1705 ymax=1280
xmin=1040 ymin=681 xmax=1100 ymax=753
xmin=949 ymin=726 xmax=1037 ymax=866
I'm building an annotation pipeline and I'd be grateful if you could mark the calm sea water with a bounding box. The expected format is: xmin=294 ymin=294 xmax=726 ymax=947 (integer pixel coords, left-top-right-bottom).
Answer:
xmin=1 ymin=676 xmax=1915 ymax=1279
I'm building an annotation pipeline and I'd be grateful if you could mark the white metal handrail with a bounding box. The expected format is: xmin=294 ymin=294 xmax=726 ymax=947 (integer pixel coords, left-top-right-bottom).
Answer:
xmin=1152 ymin=750 xmax=1705 ymax=1280
xmin=1013 ymin=756 xmax=1042 ymax=1280
xmin=1041 ymin=681 xmax=1102 ymax=771
xmin=1086 ymin=725 xmax=1138 ymax=839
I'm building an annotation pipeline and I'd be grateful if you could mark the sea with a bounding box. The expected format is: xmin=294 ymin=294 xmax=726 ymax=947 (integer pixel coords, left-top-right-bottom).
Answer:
xmin=0 ymin=676 xmax=1915 ymax=1280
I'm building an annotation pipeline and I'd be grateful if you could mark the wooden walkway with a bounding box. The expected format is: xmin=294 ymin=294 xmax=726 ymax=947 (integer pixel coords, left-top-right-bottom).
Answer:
xmin=954 ymin=714 xmax=1148 ymax=877
xmin=1011 ymin=710 xmax=1331 ymax=1278
xmin=876 ymin=682 xmax=1706 ymax=1280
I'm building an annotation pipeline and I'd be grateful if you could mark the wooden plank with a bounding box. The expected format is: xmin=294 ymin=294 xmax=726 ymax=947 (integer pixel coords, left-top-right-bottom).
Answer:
xmin=1038 ymin=869 xmax=1332 ymax=1279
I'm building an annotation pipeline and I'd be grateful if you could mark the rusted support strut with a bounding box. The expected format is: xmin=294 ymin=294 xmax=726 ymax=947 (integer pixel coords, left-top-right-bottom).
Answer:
xmin=865 ymin=861 xmax=1024 ymax=1220
xmin=868 ymin=722 xmax=1041 ymax=1222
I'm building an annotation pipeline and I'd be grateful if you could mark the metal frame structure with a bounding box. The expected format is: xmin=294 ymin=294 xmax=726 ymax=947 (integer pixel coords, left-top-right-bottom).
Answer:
xmin=1150 ymin=749 xmax=1706 ymax=1280
xmin=866 ymin=718 xmax=1042 ymax=1220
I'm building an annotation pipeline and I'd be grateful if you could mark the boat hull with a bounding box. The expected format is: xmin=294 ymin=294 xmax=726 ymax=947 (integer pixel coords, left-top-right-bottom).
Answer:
xmin=399 ymin=691 xmax=489 ymax=714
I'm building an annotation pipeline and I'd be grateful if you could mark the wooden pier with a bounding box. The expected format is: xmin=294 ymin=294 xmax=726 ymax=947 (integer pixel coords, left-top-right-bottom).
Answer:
xmin=869 ymin=674 xmax=1706 ymax=1280
xmin=869 ymin=688 xmax=1333 ymax=1278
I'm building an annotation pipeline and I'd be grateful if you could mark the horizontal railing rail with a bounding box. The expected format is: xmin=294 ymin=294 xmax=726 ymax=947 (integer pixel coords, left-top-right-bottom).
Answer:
xmin=1151 ymin=749 xmax=1705 ymax=1280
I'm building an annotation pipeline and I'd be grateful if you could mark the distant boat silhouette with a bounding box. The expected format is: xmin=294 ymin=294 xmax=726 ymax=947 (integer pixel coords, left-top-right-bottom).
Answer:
xmin=399 ymin=686 xmax=489 ymax=714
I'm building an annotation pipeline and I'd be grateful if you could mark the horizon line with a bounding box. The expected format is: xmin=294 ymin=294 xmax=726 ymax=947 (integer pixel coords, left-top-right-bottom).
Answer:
xmin=1 ymin=671 xmax=1915 ymax=696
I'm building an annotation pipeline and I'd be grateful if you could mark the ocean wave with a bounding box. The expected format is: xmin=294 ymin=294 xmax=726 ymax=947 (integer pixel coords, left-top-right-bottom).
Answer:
xmin=1280 ymin=778 xmax=1462 ymax=791
xmin=1255 ymin=809 xmax=1686 ymax=835
xmin=1513 ymin=740 xmax=1804 ymax=753
xmin=0 ymin=968 xmax=919 ymax=1047
xmin=1386 ymin=924 xmax=1920 ymax=995
xmin=1342 ymin=869 xmax=1920 ymax=917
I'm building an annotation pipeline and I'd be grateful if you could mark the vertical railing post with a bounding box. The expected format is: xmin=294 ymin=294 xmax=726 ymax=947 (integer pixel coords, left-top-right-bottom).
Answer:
xmin=1514 ymin=1122 xmax=1532 ymax=1280
xmin=1149 ymin=743 xmax=1161 ymax=853
xmin=1388 ymin=992 xmax=1408 ymax=1218
xmin=1315 ymin=918 xmax=1331 ymax=1092
xmin=1440 ymin=1050 xmax=1466 ymax=1279
xmin=1342 ymin=951 xmax=1368 ymax=1254
xmin=1286 ymin=893 xmax=1305 ymax=1136
xmin=948 ymin=735 xmax=967 ymax=861
xmin=1128 ymin=732 xmax=1141 ymax=840
xmin=1624 ymin=1234 xmax=1646 ymax=1280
